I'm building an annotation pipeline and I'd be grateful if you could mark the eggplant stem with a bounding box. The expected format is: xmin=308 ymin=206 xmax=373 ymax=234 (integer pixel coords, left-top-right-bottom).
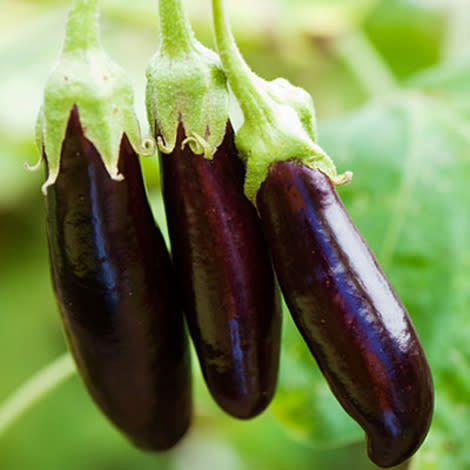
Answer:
xmin=211 ymin=0 xmax=271 ymax=127
xmin=62 ymin=0 xmax=100 ymax=55
xmin=158 ymin=0 xmax=195 ymax=55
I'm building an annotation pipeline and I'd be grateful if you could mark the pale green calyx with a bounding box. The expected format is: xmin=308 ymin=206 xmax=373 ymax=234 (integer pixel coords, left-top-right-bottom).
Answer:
xmin=262 ymin=77 xmax=318 ymax=142
xmin=237 ymin=95 xmax=351 ymax=203
xmin=145 ymin=0 xmax=228 ymax=159
xmin=212 ymin=0 xmax=351 ymax=204
xmin=33 ymin=0 xmax=154 ymax=194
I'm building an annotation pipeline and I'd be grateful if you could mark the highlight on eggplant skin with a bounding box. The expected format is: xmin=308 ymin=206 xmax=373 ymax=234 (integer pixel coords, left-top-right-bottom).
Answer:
xmin=159 ymin=123 xmax=281 ymax=420
xmin=256 ymin=160 xmax=433 ymax=468
xmin=45 ymin=106 xmax=192 ymax=451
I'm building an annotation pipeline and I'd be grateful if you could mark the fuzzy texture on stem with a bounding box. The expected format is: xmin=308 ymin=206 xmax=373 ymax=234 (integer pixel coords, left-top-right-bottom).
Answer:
xmin=158 ymin=0 xmax=194 ymax=55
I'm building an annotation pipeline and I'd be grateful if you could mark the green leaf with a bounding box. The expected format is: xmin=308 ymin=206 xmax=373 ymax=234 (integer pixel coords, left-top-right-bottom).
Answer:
xmin=364 ymin=1 xmax=445 ymax=79
xmin=409 ymin=58 xmax=470 ymax=119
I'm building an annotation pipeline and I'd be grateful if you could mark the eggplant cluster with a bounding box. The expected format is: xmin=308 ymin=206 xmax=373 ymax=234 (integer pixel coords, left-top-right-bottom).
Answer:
xmin=45 ymin=107 xmax=433 ymax=466
xmin=37 ymin=0 xmax=433 ymax=467
xmin=208 ymin=0 xmax=434 ymax=464
xmin=43 ymin=111 xmax=281 ymax=449
xmin=155 ymin=120 xmax=434 ymax=466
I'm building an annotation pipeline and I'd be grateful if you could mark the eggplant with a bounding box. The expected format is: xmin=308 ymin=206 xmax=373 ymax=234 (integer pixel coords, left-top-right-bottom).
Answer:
xmin=256 ymin=160 xmax=433 ymax=468
xmin=46 ymin=106 xmax=192 ymax=451
xmin=160 ymin=123 xmax=281 ymax=419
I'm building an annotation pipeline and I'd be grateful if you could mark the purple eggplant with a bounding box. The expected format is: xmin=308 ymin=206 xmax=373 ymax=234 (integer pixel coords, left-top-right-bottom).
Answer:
xmin=256 ymin=160 xmax=433 ymax=468
xmin=159 ymin=123 xmax=281 ymax=419
xmin=46 ymin=107 xmax=192 ymax=451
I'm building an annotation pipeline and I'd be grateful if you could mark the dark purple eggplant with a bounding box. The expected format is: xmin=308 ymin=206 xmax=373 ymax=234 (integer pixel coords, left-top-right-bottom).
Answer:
xmin=256 ymin=160 xmax=433 ymax=468
xmin=159 ymin=123 xmax=281 ymax=419
xmin=45 ymin=106 xmax=192 ymax=451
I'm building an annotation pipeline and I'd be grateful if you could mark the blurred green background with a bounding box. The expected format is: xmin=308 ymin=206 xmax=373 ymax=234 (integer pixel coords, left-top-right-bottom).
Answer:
xmin=1 ymin=0 xmax=470 ymax=468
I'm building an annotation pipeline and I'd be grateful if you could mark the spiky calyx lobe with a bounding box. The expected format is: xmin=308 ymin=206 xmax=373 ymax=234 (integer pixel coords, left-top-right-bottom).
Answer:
xmin=146 ymin=0 xmax=228 ymax=160
xmin=34 ymin=0 xmax=152 ymax=193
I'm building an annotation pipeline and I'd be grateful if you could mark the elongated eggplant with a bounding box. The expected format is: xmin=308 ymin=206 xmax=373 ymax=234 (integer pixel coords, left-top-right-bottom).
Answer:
xmin=160 ymin=123 xmax=281 ymax=419
xmin=256 ymin=160 xmax=433 ymax=468
xmin=46 ymin=107 xmax=191 ymax=450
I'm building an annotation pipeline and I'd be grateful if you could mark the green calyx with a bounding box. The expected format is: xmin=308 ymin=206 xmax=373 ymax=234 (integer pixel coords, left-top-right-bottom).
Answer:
xmin=145 ymin=0 xmax=228 ymax=160
xmin=33 ymin=0 xmax=153 ymax=194
xmin=212 ymin=0 xmax=351 ymax=204
xmin=238 ymin=97 xmax=351 ymax=203
xmin=262 ymin=77 xmax=318 ymax=142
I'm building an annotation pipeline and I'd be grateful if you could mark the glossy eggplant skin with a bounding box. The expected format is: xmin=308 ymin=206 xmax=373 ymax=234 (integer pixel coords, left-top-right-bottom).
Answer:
xmin=45 ymin=107 xmax=192 ymax=451
xmin=159 ymin=123 xmax=281 ymax=419
xmin=257 ymin=160 xmax=433 ymax=468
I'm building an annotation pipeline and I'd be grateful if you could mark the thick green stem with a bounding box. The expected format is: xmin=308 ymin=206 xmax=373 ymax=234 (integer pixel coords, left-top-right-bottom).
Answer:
xmin=62 ymin=0 xmax=100 ymax=54
xmin=0 ymin=354 xmax=75 ymax=437
xmin=159 ymin=0 xmax=195 ymax=55
xmin=211 ymin=0 xmax=270 ymax=126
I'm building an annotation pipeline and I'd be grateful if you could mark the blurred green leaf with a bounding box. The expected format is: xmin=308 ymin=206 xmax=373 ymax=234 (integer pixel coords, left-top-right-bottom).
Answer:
xmin=409 ymin=58 xmax=470 ymax=120
xmin=364 ymin=1 xmax=445 ymax=79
